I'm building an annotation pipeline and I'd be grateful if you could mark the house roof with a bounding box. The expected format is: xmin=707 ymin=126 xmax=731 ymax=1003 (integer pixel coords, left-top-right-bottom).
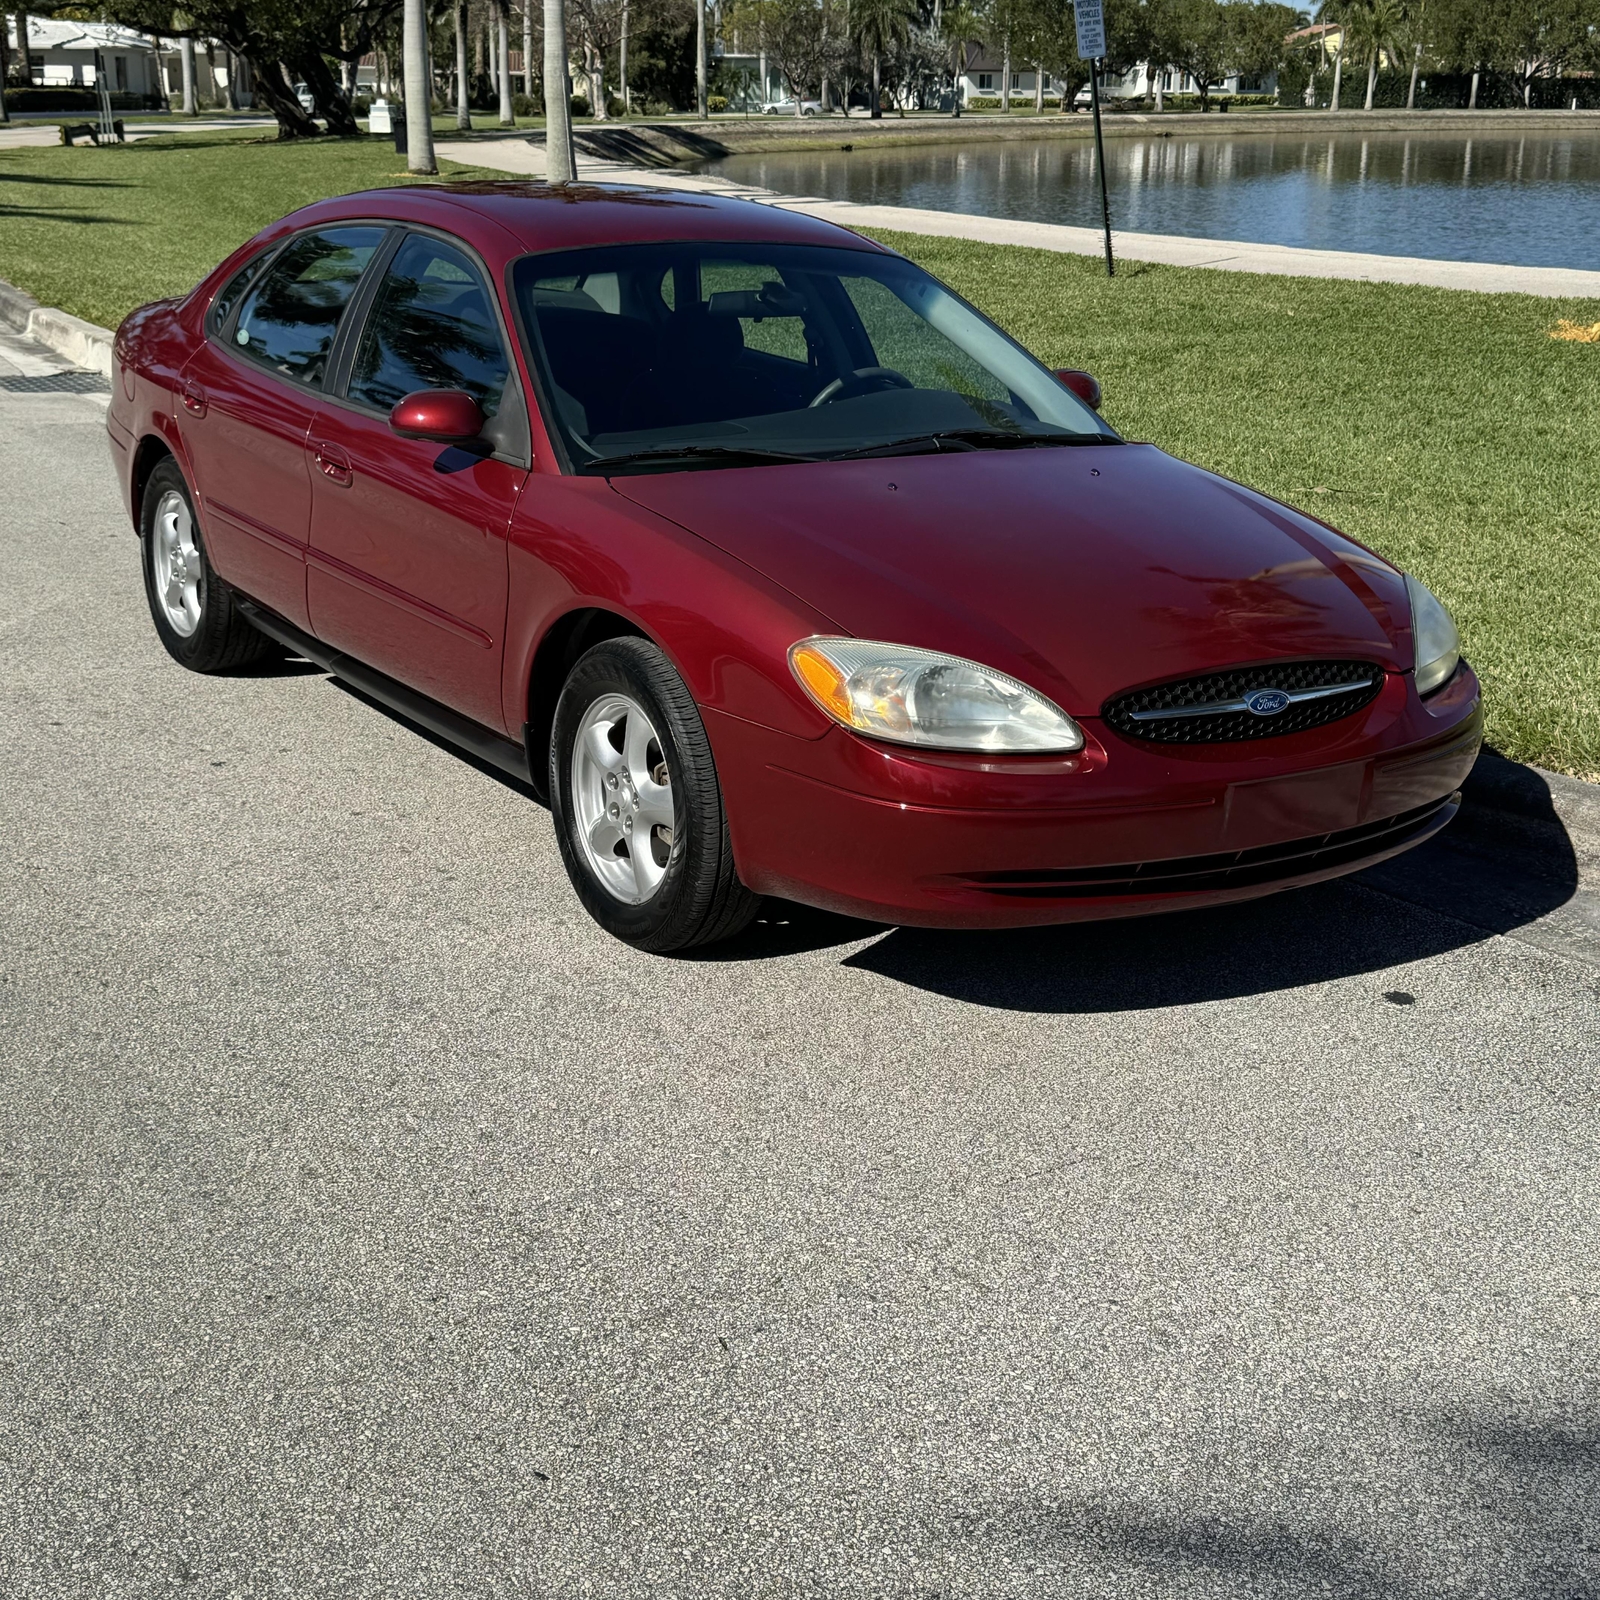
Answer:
xmin=6 ymin=16 xmax=155 ymax=52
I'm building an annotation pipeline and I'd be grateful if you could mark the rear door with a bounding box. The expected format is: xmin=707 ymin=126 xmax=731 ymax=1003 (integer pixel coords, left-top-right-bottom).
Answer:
xmin=305 ymin=229 xmax=527 ymax=732
xmin=177 ymin=226 xmax=389 ymax=631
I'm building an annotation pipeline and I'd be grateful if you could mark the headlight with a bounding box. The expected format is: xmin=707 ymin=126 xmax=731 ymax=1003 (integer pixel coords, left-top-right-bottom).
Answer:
xmin=1404 ymin=574 xmax=1461 ymax=696
xmin=789 ymin=637 xmax=1083 ymax=753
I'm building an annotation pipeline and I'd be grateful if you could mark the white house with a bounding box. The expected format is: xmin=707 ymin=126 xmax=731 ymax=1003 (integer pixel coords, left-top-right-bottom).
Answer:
xmin=957 ymin=54 xmax=1276 ymax=106
xmin=5 ymin=16 xmax=164 ymax=98
xmin=958 ymin=57 xmax=1070 ymax=104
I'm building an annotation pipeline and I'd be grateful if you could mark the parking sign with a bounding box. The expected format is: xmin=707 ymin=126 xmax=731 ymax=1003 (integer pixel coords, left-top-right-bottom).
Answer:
xmin=1074 ymin=0 xmax=1105 ymax=59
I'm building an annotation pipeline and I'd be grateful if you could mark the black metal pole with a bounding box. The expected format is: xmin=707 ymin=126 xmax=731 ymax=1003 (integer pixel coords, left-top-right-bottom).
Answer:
xmin=1089 ymin=58 xmax=1114 ymax=277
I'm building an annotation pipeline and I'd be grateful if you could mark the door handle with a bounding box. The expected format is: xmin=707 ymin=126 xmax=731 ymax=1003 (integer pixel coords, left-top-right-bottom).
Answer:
xmin=180 ymin=380 xmax=208 ymax=418
xmin=311 ymin=440 xmax=352 ymax=487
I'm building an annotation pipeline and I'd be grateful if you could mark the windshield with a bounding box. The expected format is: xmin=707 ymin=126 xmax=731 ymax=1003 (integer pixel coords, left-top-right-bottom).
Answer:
xmin=510 ymin=241 xmax=1117 ymax=471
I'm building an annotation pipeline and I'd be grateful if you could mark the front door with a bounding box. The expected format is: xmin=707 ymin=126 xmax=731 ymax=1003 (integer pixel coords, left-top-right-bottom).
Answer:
xmin=178 ymin=225 xmax=389 ymax=632
xmin=306 ymin=231 xmax=526 ymax=733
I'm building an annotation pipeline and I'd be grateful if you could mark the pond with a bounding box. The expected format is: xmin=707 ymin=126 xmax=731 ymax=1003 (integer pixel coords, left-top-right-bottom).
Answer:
xmin=701 ymin=130 xmax=1600 ymax=269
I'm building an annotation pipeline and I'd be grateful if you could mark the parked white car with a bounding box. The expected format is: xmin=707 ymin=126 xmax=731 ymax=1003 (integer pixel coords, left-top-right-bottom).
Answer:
xmin=763 ymin=97 xmax=822 ymax=116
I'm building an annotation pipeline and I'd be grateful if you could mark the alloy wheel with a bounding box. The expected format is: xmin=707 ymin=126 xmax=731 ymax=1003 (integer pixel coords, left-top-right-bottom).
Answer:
xmin=151 ymin=488 xmax=203 ymax=638
xmin=570 ymin=691 xmax=676 ymax=904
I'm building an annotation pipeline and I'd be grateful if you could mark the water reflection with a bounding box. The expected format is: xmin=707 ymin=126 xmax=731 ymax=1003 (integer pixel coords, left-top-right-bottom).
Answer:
xmin=706 ymin=132 xmax=1600 ymax=267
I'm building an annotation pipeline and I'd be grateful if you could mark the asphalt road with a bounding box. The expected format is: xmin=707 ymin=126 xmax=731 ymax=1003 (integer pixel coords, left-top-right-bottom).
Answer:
xmin=2 ymin=326 xmax=1598 ymax=1600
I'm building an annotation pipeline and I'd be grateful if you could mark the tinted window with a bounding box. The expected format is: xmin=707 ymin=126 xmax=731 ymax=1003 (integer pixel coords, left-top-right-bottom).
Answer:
xmin=231 ymin=226 xmax=386 ymax=388
xmin=347 ymin=234 xmax=509 ymax=416
xmin=512 ymin=242 xmax=1113 ymax=468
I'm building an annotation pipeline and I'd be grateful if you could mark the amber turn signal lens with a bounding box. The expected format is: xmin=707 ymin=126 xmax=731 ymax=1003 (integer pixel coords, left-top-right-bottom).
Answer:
xmin=791 ymin=644 xmax=856 ymax=725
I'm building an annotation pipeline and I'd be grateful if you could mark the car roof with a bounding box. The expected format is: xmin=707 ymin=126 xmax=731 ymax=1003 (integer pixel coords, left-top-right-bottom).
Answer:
xmin=271 ymin=182 xmax=892 ymax=267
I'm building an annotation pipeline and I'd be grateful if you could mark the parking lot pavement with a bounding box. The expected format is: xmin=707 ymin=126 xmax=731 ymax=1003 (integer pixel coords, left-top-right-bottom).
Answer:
xmin=2 ymin=335 xmax=1598 ymax=1600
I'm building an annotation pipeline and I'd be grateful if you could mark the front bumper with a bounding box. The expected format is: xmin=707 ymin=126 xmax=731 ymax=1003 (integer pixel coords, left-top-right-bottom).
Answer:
xmin=707 ymin=663 xmax=1483 ymax=928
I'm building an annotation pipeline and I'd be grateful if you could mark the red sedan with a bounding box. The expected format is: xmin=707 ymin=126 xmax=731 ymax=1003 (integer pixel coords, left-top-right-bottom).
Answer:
xmin=106 ymin=183 xmax=1480 ymax=951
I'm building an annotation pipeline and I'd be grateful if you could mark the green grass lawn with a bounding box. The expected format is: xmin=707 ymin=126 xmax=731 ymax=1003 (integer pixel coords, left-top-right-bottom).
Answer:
xmin=0 ymin=130 xmax=517 ymax=328
xmin=2 ymin=132 xmax=1595 ymax=777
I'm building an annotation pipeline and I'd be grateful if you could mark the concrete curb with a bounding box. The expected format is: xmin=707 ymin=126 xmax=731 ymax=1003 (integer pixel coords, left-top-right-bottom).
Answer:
xmin=0 ymin=278 xmax=115 ymax=376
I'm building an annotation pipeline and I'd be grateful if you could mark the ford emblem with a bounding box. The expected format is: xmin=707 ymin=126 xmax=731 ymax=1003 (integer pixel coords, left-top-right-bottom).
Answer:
xmin=1243 ymin=688 xmax=1292 ymax=716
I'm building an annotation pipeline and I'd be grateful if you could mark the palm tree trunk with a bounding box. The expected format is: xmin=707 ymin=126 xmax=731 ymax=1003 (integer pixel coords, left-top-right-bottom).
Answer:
xmin=820 ymin=0 xmax=830 ymax=112
xmin=1364 ymin=54 xmax=1375 ymax=111
xmin=695 ymin=0 xmax=706 ymax=117
xmin=179 ymin=37 xmax=198 ymax=113
xmin=1034 ymin=61 xmax=1043 ymax=112
xmin=1000 ymin=32 xmax=1011 ymax=112
xmin=524 ymin=0 xmax=534 ymax=96
xmin=0 ymin=19 xmax=11 ymax=121
xmin=870 ymin=50 xmax=881 ymax=118
xmin=1330 ymin=38 xmax=1343 ymax=110
xmin=17 ymin=10 xmax=34 ymax=87
xmin=499 ymin=6 xmax=513 ymax=122
xmin=402 ymin=0 xmax=437 ymax=172
xmin=1153 ymin=67 xmax=1164 ymax=112
xmin=619 ymin=0 xmax=629 ymax=111
xmin=455 ymin=2 xmax=470 ymax=126
xmin=544 ymin=0 xmax=576 ymax=180
xmin=1468 ymin=66 xmax=1478 ymax=109
xmin=1406 ymin=41 xmax=1420 ymax=108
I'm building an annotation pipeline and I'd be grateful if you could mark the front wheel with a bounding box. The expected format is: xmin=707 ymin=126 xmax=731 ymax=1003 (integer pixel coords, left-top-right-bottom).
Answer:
xmin=550 ymin=637 xmax=759 ymax=952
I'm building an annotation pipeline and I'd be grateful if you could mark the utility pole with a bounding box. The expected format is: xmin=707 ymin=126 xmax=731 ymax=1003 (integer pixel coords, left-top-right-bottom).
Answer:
xmin=402 ymin=0 xmax=437 ymax=173
xmin=543 ymin=0 xmax=576 ymax=180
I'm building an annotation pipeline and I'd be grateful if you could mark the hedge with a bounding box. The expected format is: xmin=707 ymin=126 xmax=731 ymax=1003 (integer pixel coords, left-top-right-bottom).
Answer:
xmin=3 ymin=87 xmax=163 ymax=112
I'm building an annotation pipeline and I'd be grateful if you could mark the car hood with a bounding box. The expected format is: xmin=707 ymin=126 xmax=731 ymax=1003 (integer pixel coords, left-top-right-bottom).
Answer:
xmin=611 ymin=443 xmax=1412 ymax=714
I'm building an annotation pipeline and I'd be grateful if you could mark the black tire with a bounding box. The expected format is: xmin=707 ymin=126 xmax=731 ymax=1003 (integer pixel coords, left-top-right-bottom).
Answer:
xmin=139 ymin=456 xmax=276 ymax=673
xmin=550 ymin=637 xmax=760 ymax=952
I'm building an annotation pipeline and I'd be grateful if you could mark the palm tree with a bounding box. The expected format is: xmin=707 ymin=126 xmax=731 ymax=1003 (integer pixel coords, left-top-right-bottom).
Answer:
xmin=936 ymin=0 xmax=983 ymax=116
xmin=1400 ymin=0 xmax=1426 ymax=108
xmin=1344 ymin=0 xmax=1405 ymax=110
xmin=1316 ymin=0 xmax=1349 ymax=110
xmin=850 ymin=0 xmax=918 ymax=117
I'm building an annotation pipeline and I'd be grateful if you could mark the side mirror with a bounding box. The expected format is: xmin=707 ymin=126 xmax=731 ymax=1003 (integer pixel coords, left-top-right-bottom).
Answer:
xmin=389 ymin=389 xmax=486 ymax=442
xmin=1055 ymin=368 xmax=1102 ymax=410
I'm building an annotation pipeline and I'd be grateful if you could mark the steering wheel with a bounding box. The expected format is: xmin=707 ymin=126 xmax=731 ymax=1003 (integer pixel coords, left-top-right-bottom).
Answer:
xmin=809 ymin=366 xmax=914 ymax=407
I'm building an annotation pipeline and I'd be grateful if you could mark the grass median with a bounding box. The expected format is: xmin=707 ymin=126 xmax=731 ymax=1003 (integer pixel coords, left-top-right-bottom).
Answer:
xmin=2 ymin=132 xmax=1595 ymax=777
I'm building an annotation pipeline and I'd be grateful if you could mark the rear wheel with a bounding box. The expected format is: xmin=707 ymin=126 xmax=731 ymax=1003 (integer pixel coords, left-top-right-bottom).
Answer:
xmin=140 ymin=457 xmax=275 ymax=673
xmin=550 ymin=637 xmax=759 ymax=952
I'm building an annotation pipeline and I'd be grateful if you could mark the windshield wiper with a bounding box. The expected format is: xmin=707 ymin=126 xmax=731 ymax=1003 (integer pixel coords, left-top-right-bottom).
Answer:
xmin=582 ymin=444 xmax=816 ymax=475
xmin=826 ymin=429 xmax=1118 ymax=461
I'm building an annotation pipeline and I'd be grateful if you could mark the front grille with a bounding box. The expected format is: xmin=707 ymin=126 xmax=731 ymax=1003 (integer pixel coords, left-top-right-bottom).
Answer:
xmin=1103 ymin=660 xmax=1385 ymax=744
xmin=952 ymin=794 xmax=1456 ymax=900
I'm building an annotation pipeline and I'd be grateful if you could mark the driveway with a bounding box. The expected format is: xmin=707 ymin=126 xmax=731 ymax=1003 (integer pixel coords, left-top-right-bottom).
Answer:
xmin=2 ymin=323 xmax=1597 ymax=1598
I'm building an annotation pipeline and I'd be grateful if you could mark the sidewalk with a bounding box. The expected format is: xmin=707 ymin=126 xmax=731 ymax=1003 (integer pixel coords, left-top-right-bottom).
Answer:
xmin=437 ymin=136 xmax=1600 ymax=299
